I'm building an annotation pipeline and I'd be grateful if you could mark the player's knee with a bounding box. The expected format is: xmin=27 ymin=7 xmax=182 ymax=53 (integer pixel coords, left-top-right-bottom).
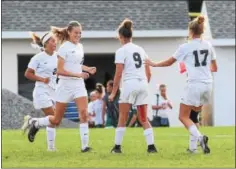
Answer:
xmin=117 ymin=115 xmax=127 ymax=126
xmin=79 ymin=108 xmax=88 ymax=122
xmin=53 ymin=118 xmax=61 ymax=126
xmin=139 ymin=116 xmax=148 ymax=124
xmin=178 ymin=115 xmax=184 ymax=123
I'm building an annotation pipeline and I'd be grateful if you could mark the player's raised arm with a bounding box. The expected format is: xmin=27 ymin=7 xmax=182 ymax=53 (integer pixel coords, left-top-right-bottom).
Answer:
xmin=145 ymin=57 xmax=177 ymax=67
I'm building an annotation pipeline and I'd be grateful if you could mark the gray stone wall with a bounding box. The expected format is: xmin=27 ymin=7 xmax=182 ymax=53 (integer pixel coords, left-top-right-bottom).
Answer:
xmin=2 ymin=89 xmax=78 ymax=129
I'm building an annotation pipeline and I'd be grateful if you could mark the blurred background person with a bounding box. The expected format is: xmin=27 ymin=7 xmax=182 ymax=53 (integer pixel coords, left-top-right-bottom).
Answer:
xmin=152 ymin=84 xmax=172 ymax=127
xmin=102 ymin=80 xmax=120 ymax=128
xmin=88 ymin=91 xmax=97 ymax=128
xmin=127 ymin=105 xmax=141 ymax=127
xmin=94 ymin=83 xmax=105 ymax=128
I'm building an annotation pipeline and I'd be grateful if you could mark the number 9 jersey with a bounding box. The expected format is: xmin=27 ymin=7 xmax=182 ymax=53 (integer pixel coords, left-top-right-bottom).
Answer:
xmin=173 ymin=38 xmax=216 ymax=83
xmin=115 ymin=42 xmax=149 ymax=106
xmin=115 ymin=42 xmax=148 ymax=81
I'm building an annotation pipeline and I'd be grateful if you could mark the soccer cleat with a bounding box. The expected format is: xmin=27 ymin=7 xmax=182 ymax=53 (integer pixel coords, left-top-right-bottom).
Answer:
xmin=28 ymin=120 xmax=39 ymax=142
xmin=186 ymin=148 xmax=198 ymax=154
xmin=81 ymin=147 xmax=92 ymax=153
xmin=199 ymin=135 xmax=210 ymax=154
xmin=21 ymin=115 xmax=32 ymax=135
xmin=147 ymin=144 xmax=158 ymax=153
xmin=111 ymin=145 xmax=122 ymax=153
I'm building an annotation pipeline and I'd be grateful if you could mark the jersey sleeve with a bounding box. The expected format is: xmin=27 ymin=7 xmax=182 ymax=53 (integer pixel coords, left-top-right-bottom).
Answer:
xmin=28 ymin=55 xmax=39 ymax=70
xmin=115 ymin=48 xmax=125 ymax=64
xmin=57 ymin=45 xmax=67 ymax=60
xmin=173 ymin=44 xmax=187 ymax=61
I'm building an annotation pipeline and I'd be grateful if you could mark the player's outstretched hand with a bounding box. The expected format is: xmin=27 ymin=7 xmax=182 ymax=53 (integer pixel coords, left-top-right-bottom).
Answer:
xmin=88 ymin=67 xmax=97 ymax=75
xmin=42 ymin=77 xmax=50 ymax=84
xmin=78 ymin=72 xmax=90 ymax=79
xmin=144 ymin=58 xmax=156 ymax=67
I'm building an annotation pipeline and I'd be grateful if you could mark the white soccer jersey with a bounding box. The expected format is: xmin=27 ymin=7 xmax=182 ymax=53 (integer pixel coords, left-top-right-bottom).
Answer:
xmin=88 ymin=101 xmax=95 ymax=122
xmin=93 ymin=99 xmax=103 ymax=125
xmin=57 ymin=41 xmax=84 ymax=80
xmin=173 ymin=38 xmax=216 ymax=83
xmin=157 ymin=96 xmax=171 ymax=118
xmin=115 ymin=42 xmax=148 ymax=81
xmin=28 ymin=51 xmax=57 ymax=89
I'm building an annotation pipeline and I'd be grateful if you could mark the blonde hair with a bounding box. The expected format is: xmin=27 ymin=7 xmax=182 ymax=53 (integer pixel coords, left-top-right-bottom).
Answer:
xmin=188 ymin=15 xmax=205 ymax=39
xmin=51 ymin=21 xmax=81 ymax=44
xmin=30 ymin=32 xmax=49 ymax=51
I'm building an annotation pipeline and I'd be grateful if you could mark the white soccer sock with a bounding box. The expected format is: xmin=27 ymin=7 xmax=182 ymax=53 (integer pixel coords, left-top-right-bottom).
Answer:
xmin=188 ymin=125 xmax=202 ymax=141
xmin=189 ymin=134 xmax=198 ymax=150
xmin=29 ymin=116 xmax=51 ymax=128
xmin=144 ymin=128 xmax=154 ymax=146
xmin=46 ymin=127 xmax=56 ymax=150
xmin=115 ymin=127 xmax=126 ymax=145
xmin=80 ymin=123 xmax=89 ymax=150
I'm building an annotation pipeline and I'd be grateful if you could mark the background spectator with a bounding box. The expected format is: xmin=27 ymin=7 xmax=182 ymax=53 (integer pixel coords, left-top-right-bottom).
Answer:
xmin=152 ymin=84 xmax=172 ymax=127
xmin=93 ymin=84 xmax=105 ymax=128
xmin=88 ymin=91 xmax=97 ymax=128
xmin=127 ymin=105 xmax=141 ymax=127
xmin=102 ymin=80 xmax=120 ymax=128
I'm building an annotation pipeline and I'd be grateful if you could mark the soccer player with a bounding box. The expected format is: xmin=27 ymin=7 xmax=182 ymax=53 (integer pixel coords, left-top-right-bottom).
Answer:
xmin=109 ymin=18 xmax=158 ymax=153
xmin=179 ymin=62 xmax=202 ymax=152
xmin=22 ymin=32 xmax=57 ymax=151
xmin=22 ymin=21 xmax=96 ymax=152
xmin=145 ymin=16 xmax=217 ymax=154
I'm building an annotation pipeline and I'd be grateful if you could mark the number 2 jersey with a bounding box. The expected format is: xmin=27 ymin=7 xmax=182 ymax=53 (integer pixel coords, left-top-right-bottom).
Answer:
xmin=115 ymin=42 xmax=148 ymax=81
xmin=173 ymin=38 xmax=216 ymax=83
xmin=28 ymin=51 xmax=58 ymax=90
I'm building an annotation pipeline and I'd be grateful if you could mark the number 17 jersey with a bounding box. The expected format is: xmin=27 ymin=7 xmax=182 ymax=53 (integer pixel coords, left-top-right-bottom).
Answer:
xmin=173 ymin=38 xmax=216 ymax=83
xmin=115 ymin=42 xmax=148 ymax=81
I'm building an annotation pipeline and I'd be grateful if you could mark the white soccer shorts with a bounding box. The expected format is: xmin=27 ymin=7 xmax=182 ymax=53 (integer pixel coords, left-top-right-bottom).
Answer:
xmin=55 ymin=79 xmax=88 ymax=103
xmin=119 ymin=79 xmax=150 ymax=106
xmin=33 ymin=86 xmax=55 ymax=109
xmin=181 ymin=82 xmax=213 ymax=107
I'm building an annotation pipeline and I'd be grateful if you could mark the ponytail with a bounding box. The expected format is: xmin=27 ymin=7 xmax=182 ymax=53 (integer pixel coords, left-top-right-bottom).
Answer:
xmin=51 ymin=21 xmax=82 ymax=44
xmin=30 ymin=32 xmax=44 ymax=51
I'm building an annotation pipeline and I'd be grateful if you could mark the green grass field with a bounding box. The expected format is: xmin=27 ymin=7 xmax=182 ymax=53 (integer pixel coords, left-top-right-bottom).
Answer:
xmin=2 ymin=127 xmax=235 ymax=168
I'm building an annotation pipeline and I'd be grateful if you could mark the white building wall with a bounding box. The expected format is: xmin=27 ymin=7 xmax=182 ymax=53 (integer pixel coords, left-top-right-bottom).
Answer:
xmin=213 ymin=46 xmax=235 ymax=126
